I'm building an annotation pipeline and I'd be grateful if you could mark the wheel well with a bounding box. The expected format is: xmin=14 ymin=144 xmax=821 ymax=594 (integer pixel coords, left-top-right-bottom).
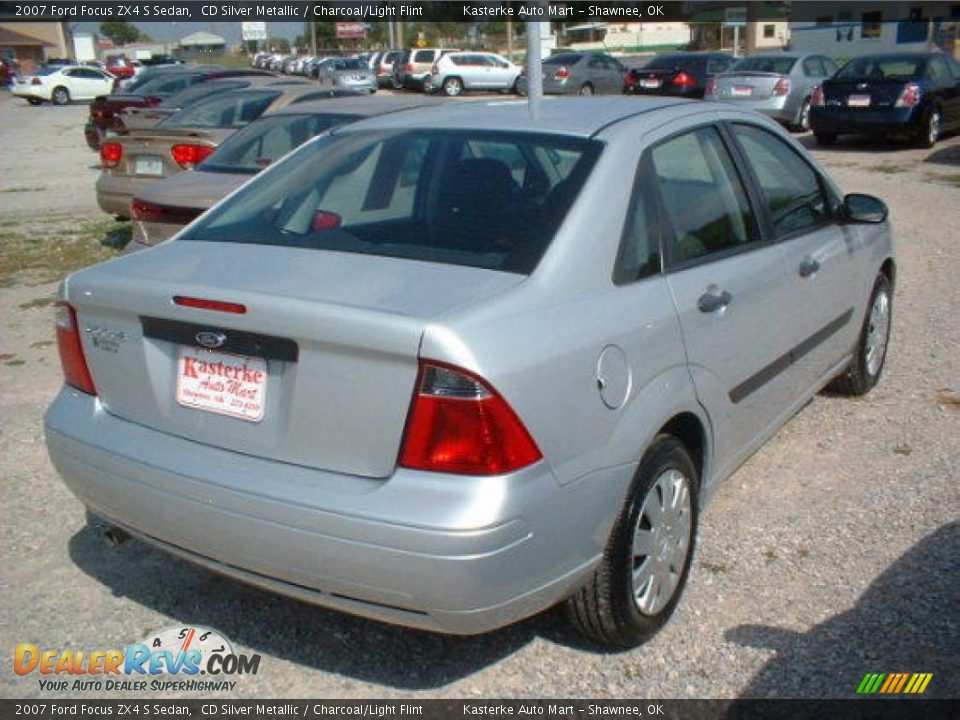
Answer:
xmin=880 ymin=258 xmax=896 ymax=290
xmin=659 ymin=413 xmax=706 ymax=480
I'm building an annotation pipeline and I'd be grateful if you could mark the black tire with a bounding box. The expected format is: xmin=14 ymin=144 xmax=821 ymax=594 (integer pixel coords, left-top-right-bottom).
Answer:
xmin=51 ymin=86 xmax=69 ymax=105
xmin=578 ymin=83 xmax=594 ymax=96
xmin=814 ymin=132 xmax=837 ymax=146
xmin=830 ymin=273 xmax=893 ymax=397
xmin=915 ymin=107 xmax=940 ymax=149
xmin=566 ymin=435 xmax=699 ymax=648
xmin=442 ymin=76 xmax=463 ymax=97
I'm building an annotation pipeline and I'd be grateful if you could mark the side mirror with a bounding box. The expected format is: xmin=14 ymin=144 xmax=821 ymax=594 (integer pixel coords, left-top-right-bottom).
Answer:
xmin=843 ymin=193 xmax=888 ymax=224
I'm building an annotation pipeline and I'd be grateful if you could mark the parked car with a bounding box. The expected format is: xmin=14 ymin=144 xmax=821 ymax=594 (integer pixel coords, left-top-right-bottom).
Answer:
xmin=140 ymin=55 xmax=184 ymax=68
xmin=315 ymin=57 xmax=377 ymax=94
xmin=105 ymin=56 xmax=135 ymax=79
xmin=375 ymin=49 xmax=404 ymax=87
xmin=96 ymin=85 xmax=350 ymax=217
xmin=126 ymin=95 xmax=446 ymax=252
xmin=46 ymin=97 xmax=895 ymax=647
xmin=810 ymin=52 xmax=960 ymax=148
xmin=84 ymin=68 xmax=274 ymax=150
xmin=392 ymin=48 xmax=461 ymax=90
xmin=624 ymin=51 xmax=734 ymax=99
xmin=706 ymin=53 xmax=838 ymax=132
xmin=516 ymin=52 xmax=627 ymax=96
xmin=12 ymin=64 xmax=114 ymax=105
xmin=424 ymin=52 xmax=521 ymax=96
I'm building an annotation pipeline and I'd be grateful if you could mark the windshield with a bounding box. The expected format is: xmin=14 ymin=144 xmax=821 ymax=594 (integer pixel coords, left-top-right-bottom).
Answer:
xmin=730 ymin=56 xmax=798 ymax=74
xmin=835 ymin=56 xmax=925 ymax=81
xmin=158 ymin=80 xmax=247 ymax=109
xmin=159 ymin=91 xmax=279 ymax=129
xmin=200 ymin=112 xmax=363 ymax=174
xmin=181 ymin=129 xmax=602 ymax=274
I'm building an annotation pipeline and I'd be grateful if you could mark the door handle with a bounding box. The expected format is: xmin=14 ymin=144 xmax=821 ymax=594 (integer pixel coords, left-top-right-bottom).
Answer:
xmin=697 ymin=289 xmax=733 ymax=313
xmin=799 ymin=257 xmax=821 ymax=277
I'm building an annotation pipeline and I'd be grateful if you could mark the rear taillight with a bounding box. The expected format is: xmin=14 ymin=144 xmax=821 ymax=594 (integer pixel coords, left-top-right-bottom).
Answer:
xmin=895 ymin=83 xmax=921 ymax=107
xmin=554 ymin=66 xmax=570 ymax=80
xmin=131 ymin=197 xmax=162 ymax=222
xmin=672 ymin=71 xmax=696 ymax=87
xmin=773 ymin=77 xmax=791 ymax=96
xmin=406 ymin=62 xmax=415 ymax=72
xmin=100 ymin=141 xmax=122 ymax=168
xmin=55 ymin=302 xmax=96 ymax=395
xmin=399 ymin=361 xmax=542 ymax=476
xmin=624 ymin=70 xmax=638 ymax=86
xmin=31 ymin=77 xmax=41 ymax=85
xmin=811 ymin=84 xmax=825 ymax=107
xmin=170 ymin=143 xmax=214 ymax=169
xmin=705 ymin=79 xmax=718 ymax=95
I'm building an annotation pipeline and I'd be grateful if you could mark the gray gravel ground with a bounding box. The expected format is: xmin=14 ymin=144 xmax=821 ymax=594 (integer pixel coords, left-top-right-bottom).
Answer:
xmin=0 ymin=92 xmax=957 ymax=701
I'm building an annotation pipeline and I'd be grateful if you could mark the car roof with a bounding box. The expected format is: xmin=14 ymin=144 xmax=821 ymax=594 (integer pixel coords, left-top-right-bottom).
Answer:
xmin=334 ymin=96 xmax=693 ymax=138
xmin=271 ymin=95 xmax=448 ymax=117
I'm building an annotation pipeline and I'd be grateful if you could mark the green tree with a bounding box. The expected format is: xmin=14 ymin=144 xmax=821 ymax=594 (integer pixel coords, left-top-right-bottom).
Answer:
xmin=99 ymin=21 xmax=141 ymax=46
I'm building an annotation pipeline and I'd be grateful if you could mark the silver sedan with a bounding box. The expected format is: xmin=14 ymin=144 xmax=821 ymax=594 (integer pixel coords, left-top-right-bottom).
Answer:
xmin=315 ymin=57 xmax=376 ymax=94
xmin=45 ymin=98 xmax=894 ymax=647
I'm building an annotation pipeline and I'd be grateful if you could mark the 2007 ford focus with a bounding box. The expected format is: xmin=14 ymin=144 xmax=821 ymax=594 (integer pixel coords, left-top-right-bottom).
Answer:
xmin=45 ymin=98 xmax=894 ymax=647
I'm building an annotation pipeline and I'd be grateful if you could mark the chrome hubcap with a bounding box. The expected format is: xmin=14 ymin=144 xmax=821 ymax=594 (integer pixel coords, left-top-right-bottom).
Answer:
xmin=632 ymin=469 xmax=692 ymax=615
xmin=800 ymin=102 xmax=810 ymax=130
xmin=865 ymin=290 xmax=890 ymax=377
xmin=929 ymin=113 xmax=940 ymax=144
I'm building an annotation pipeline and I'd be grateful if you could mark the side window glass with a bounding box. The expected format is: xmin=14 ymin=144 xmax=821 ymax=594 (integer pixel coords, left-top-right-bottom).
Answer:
xmin=732 ymin=124 xmax=830 ymax=238
xmin=651 ymin=127 xmax=758 ymax=265
xmin=615 ymin=164 xmax=662 ymax=284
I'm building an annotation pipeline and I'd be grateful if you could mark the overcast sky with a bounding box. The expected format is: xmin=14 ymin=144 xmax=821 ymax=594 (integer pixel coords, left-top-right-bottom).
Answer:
xmin=72 ymin=21 xmax=307 ymax=46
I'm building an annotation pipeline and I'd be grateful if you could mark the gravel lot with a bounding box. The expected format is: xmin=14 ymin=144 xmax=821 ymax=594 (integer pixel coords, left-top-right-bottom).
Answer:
xmin=1 ymin=90 xmax=957 ymax=701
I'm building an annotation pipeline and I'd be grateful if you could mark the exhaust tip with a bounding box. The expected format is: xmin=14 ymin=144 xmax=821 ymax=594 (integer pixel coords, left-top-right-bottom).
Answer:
xmin=85 ymin=510 xmax=130 ymax=548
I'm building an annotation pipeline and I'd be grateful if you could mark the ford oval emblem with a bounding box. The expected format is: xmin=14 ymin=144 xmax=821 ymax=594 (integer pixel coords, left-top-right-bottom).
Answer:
xmin=195 ymin=330 xmax=227 ymax=349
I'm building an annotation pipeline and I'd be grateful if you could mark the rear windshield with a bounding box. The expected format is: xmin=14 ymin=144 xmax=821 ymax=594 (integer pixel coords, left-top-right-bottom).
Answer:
xmin=160 ymin=91 xmax=279 ymax=129
xmin=730 ymin=56 xmax=798 ymax=74
xmin=835 ymin=56 xmax=925 ymax=81
xmin=200 ymin=113 xmax=363 ymax=175
xmin=545 ymin=53 xmax=584 ymax=66
xmin=333 ymin=59 xmax=363 ymax=71
xmin=159 ymin=80 xmax=247 ymax=109
xmin=181 ymin=130 xmax=602 ymax=274
xmin=645 ymin=54 xmax=702 ymax=70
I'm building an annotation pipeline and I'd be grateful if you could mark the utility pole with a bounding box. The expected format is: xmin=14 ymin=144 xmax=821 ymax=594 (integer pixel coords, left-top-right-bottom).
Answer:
xmin=507 ymin=20 xmax=513 ymax=61
xmin=310 ymin=20 xmax=317 ymax=55
xmin=527 ymin=21 xmax=543 ymax=121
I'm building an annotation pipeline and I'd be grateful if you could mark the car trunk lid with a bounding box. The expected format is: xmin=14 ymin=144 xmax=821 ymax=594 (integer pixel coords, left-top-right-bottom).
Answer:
xmin=711 ymin=71 xmax=785 ymax=99
xmin=111 ymin=128 xmax=231 ymax=180
xmin=823 ymin=79 xmax=911 ymax=108
xmin=66 ymin=241 xmax=525 ymax=478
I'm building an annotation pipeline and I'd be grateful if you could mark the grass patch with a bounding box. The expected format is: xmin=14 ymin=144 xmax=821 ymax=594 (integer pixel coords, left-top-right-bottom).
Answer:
xmin=869 ymin=163 xmax=908 ymax=174
xmin=6 ymin=359 xmax=26 ymax=366
xmin=929 ymin=173 xmax=960 ymax=188
xmin=30 ymin=340 xmax=54 ymax=349
xmin=19 ymin=296 xmax=55 ymax=310
xmin=0 ymin=186 xmax=46 ymax=193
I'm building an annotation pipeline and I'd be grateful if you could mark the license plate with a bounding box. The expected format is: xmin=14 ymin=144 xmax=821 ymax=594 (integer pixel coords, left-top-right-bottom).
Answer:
xmin=176 ymin=346 xmax=267 ymax=423
xmin=847 ymin=94 xmax=871 ymax=107
xmin=640 ymin=78 xmax=662 ymax=88
xmin=731 ymin=85 xmax=753 ymax=97
xmin=135 ymin=156 xmax=163 ymax=176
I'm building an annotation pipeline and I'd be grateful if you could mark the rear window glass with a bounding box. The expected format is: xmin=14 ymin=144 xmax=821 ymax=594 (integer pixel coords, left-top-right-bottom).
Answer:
xmin=730 ymin=56 xmax=798 ymax=74
xmin=413 ymin=51 xmax=435 ymax=63
xmin=835 ymin=56 xmax=925 ymax=81
xmin=645 ymin=55 xmax=701 ymax=70
xmin=201 ymin=113 xmax=363 ymax=174
xmin=159 ymin=80 xmax=247 ymax=109
xmin=333 ymin=59 xmax=363 ymax=71
xmin=160 ymin=92 xmax=278 ymax=129
xmin=181 ymin=130 xmax=602 ymax=274
xmin=545 ymin=54 xmax=584 ymax=66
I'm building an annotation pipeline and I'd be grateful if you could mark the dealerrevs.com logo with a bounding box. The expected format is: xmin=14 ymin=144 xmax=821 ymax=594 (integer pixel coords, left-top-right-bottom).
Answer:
xmin=14 ymin=626 xmax=261 ymax=693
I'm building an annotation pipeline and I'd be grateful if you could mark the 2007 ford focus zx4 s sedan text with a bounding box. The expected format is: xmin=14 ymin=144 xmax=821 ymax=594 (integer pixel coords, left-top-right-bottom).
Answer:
xmin=45 ymin=97 xmax=895 ymax=648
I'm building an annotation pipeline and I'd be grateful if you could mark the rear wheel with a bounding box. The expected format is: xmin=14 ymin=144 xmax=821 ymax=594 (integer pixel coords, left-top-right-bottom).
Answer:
xmin=916 ymin=108 xmax=940 ymax=149
xmin=579 ymin=83 xmax=594 ymax=96
xmin=566 ymin=435 xmax=698 ymax=647
xmin=814 ymin=131 xmax=837 ymax=146
xmin=830 ymin=273 xmax=892 ymax=397
xmin=442 ymin=77 xmax=463 ymax=97
xmin=51 ymin=86 xmax=69 ymax=105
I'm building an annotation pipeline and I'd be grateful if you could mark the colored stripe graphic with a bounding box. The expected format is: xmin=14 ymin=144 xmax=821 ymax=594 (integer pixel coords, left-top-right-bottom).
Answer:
xmin=857 ymin=672 xmax=932 ymax=694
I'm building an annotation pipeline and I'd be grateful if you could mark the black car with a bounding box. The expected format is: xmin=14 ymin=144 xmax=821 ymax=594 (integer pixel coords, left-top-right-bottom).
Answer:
xmin=810 ymin=52 xmax=960 ymax=148
xmin=624 ymin=52 xmax=735 ymax=98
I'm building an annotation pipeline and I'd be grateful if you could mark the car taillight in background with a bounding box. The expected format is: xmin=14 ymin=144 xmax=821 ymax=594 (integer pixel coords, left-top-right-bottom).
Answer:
xmin=672 ymin=71 xmax=696 ymax=88
xmin=554 ymin=66 xmax=570 ymax=80
xmin=773 ymin=77 xmax=791 ymax=96
xmin=31 ymin=77 xmax=42 ymax=85
xmin=100 ymin=141 xmax=122 ymax=168
xmin=895 ymin=83 xmax=921 ymax=107
xmin=624 ymin=69 xmax=639 ymax=87
xmin=705 ymin=79 xmax=718 ymax=95
xmin=145 ymin=95 xmax=163 ymax=106
xmin=131 ymin=198 xmax=162 ymax=222
xmin=811 ymin=84 xmax=825 ymax=107
xmin=170 ymin=143 xmax=214 ymax=169
xmin=55 ymin=302 xmax=96 ymax=395
xmin=399 ymin=361 xmax=542 ymax=476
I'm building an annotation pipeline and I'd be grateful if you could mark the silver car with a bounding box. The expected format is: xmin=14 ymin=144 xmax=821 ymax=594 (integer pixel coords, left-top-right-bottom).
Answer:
xmin=45 ymin=98 xmax=894 ymax=647
xmin=316 ymin=57 xmax=376 ymax=94
xmin=516 ymin=52 xmax=627 ymax=96
xmin=706 ymin=53 xmax=839 ymax=132
xmin=423 ymin=52 xmax=522 ymax=96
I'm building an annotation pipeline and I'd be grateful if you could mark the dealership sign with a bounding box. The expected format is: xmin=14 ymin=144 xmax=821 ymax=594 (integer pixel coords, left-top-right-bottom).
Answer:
xmin=335 ymin=22 xmax=367 ymax=39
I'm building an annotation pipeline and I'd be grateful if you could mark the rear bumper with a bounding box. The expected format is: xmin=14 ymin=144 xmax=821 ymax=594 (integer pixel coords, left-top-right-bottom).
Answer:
xmin=626 ymin=85 xmax=704 ymax=99
xmin=96 ymin=172 xmax=157 ymax=218
xmin=810 ymin=106 xmax=919 ymax=135
xmin=706 ymin=95 xmax=794 ymax=122
xmin=45 ymin=389 xmax=623 ymax=634
xmin=12 ymin=86 xmax=44 ymax=101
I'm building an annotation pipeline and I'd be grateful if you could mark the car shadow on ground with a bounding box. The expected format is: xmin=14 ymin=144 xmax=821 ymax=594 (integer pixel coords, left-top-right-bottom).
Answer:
xmin=797 ymin=131 xmax=959 ymax=155
xmin=728 ymin=521 xmax=959 ymax=699
xmin=922 ymin=143 xmax=960 ymax=167
xmin=67 ymin=526 xmax=601 ymax=689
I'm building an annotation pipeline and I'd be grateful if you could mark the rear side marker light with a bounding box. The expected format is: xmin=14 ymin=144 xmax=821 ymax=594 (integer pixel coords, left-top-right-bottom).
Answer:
xmin=55 ymin=302 xmax=96 ymax=395
xmin=399 ymin=361 xmax=542 ymax=476
xmin=173 ymin=296 xmax=247 ymax=314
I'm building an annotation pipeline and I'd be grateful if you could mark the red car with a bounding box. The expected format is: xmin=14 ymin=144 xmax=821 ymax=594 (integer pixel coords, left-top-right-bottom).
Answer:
xmin=105 ymin=56 xmax=135 ymax=79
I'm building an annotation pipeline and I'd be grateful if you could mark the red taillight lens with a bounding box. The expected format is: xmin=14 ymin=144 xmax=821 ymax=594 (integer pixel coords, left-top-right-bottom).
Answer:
xmin=100 ymin=141 xmax=122 ymax=168
xmin=672 ymin=71 xmax=696 ymax=87
xmin=896 ymin=83 xmax=921 ymax=107
xmin=170 ymin=143 xmax=214 ymax=169
xmin=55 ymin=302 xmax=96 ymax=395
xmin=406 ymin=62 xmax=415 ymax=71
xmin=131 ymin=197 xmax=162 ymax=222
xmin=705 ymin=79 xmax=717 ymax=95
xmin=173 ymin=296 xmax=247 ymax=314
xmin=145 ymin=95 xmax=163 ymax=106
xmin=773 ymin=77 xmax=791 ymax=96
xmin=624 ymin=70 xmax=638 ymax=86
xmin=399 ymin=361 xmax=542 ymax=476
xmin=811 ymin=84 xmax=825 ymax=107
xmin=31 ymin=77 xmax=41 ymax=85
xmin=554 ymin=66 xmax=570 ymax=80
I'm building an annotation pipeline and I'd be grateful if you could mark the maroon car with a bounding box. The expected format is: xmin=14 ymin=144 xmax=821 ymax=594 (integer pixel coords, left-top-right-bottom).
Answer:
xmin=84 ymin=68 xmax=273 ymax=150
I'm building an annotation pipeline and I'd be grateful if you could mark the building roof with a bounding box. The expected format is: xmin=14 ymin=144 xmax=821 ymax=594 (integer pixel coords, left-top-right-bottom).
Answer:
xmin=178 ymin=31 xmax=226 ymax=47
xmin=0 ymin=26 xmax=55 ymax=48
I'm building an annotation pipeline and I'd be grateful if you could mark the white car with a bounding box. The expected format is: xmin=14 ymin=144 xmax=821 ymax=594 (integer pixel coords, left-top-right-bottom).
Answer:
xmin=12 ymin=64 xmax=114 ymax=105
xmin=424 ymin=52 xmax=522 ymax=96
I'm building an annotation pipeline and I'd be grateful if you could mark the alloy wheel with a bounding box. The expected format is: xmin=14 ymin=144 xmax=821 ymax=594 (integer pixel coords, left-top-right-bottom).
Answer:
xmin=865 ymin=289 xmax=891 ymax=378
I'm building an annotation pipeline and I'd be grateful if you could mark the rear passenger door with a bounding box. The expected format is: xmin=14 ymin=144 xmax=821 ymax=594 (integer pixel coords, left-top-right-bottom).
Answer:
xmin=652 ymin=125 xmax=798 ymax=468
